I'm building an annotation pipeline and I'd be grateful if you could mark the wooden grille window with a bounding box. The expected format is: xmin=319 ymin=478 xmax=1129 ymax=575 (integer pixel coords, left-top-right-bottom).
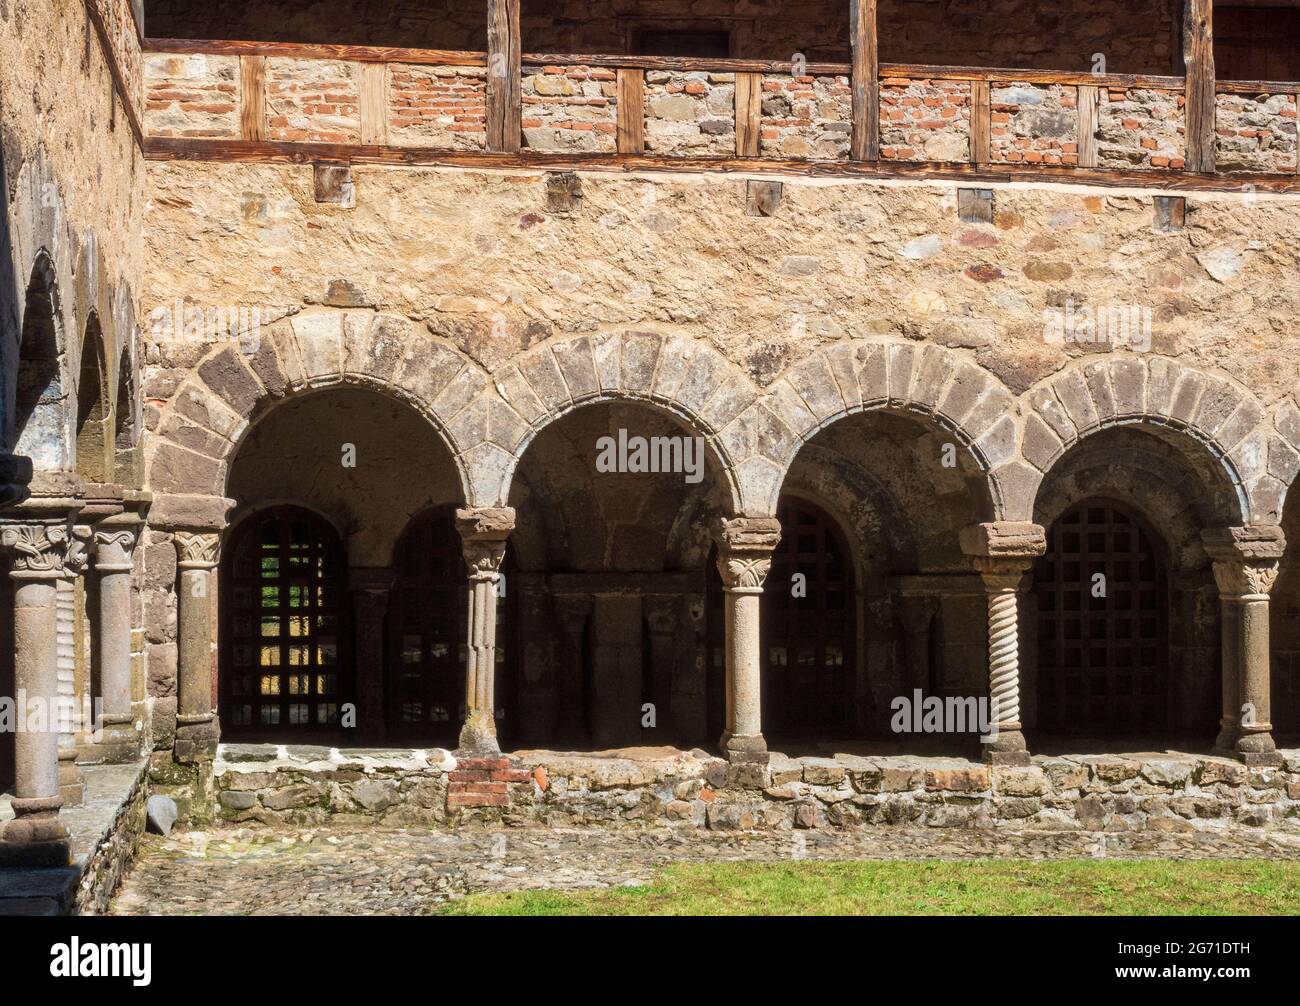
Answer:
xmin=386 ymin=507 xmax=516 ymax=743
xmin=1034 ymin=502 xmax=1168 ymax=734
xmin=223 ymin=507 xmax=349 ymax=735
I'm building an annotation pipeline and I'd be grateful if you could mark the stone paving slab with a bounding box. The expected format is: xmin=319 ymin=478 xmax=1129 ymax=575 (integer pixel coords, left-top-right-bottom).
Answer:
xmin=106 ymin=823 xmax=1300 ymax=916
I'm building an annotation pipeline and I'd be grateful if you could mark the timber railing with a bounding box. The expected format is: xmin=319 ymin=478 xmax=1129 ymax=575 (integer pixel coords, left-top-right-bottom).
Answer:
xmin=141 ymin=38 xmax=1300 ymax=191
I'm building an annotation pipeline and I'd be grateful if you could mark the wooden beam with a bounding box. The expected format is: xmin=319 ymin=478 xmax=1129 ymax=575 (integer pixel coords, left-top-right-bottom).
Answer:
xmin=142 ymin=136 xmax=1300 ymax=194
xmin=239 ymin=56 xmax=266 ymax=142
xmin=486 ymin=0 xmax=521 ymax=153
xmin=735 ymin=72 xmax=763 ymax=157
xmin=616 ymin=68 xmax=645 ymax=154
xmin=1183 ymin=0 xmax=1216 ymax=172
xmin=359 ymin=62 xmax=388 ymax=146
xmin=84 ymin=0 xmax=144 ymax=149
xmin=1076 ymin=84 xmax=1099 ymax=168
xmin=145 ymin=37 xmax=488 ymax=66
xmin=970 ymin=78 xmax=990 ymax=166
xmin=850 ymin=0 xmax=880 ymax=160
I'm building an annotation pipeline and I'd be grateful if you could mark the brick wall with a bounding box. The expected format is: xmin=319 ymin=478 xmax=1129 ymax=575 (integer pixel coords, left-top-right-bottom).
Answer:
xmin=1215 ymin=92 xmax=1298 ymax=175
xmin=644 ymin=71 xmax=736 ymax=156
xmin=265 ymin=56 xmax=360 ymax=144
xmin=522 ymin=65 xmax=619 ymax=153
xmin=990 ymin=83 xmax=1079 ymax=166
xmin=144 ymin=54 xmax=240 ymax=139
xmin=389 ymin=64 xmax=487 ymax=150
xmin=1097 ymin=87 xmax=1186 ymax=170
xmin=879 ymin=77 xmax=970 ymax=162
xmin=759 ymin=73 xmax=852 ymax=161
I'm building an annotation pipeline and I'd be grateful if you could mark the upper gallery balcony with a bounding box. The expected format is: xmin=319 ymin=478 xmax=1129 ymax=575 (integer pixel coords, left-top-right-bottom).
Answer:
xmin=140 ymin=1 xmax=1299 ymax=192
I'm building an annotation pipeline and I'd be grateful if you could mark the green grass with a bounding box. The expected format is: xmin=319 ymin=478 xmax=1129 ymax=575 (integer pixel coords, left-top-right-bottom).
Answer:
xmin=442 ymin=859 xmax=1300 ymax=916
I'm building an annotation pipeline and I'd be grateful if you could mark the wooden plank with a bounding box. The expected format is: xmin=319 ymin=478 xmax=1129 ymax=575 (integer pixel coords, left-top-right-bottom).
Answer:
xmin=1215 ymin=79 xmax=1299 ymax=95
xmin=881 ymin=62 xmax=1184 ymax=89
xmin=84 ymin=0 xmax=144 ymax=149
xmin=735 ymin=71 xmax=763 ymax=157
xmin=1077 ymin=84 xmax=1099 ymax=168
xmin=239 ymin=56 xmax=266 ymax=143
xmin=141 ymin=136 xmax=1300 ymax=194
xmin=145 ymin=37 xmax=488 ymax=66
xmin=850 ymin=0 xmax=880 ymax=161
xmin=1183 ymin=0 xmax=1216 ymax=173
xmin=486 ymin=0 xmax=521 ymax=153
xmin=359 ymin=62 xmax=388 ymax=146
xmin=616 ymin=68 xmax=645 ymax=155
xmin=524 ymin=53 xmax=850 ymax=74
xmin=970 ymin=78 xmax=990 ymax=166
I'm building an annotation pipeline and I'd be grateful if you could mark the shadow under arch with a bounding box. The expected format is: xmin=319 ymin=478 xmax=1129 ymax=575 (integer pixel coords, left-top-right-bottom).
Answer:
xmin=12 ymin=251 xmax=69 ymax=471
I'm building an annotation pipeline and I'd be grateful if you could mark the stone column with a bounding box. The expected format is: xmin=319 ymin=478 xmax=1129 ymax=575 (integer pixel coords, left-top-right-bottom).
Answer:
xmin=960 ymin=522 xmax=1046 ymax=766
xmin=0 ymin=522 xmax=75 ymax=865
xmin=712 ymin=516 xmax=781 ymax=762
xmin=92 ymin=515 xmax=141 ymax=761
xmin=1202 ymin=526 xmax=1285 ymax=766
xmin=349 ymin=567 xmax=394 ymax=744
xmin=455 ymin=507 xmax=514 ymax=753
xmin=174 ymin=531 xmax=220 ymax=762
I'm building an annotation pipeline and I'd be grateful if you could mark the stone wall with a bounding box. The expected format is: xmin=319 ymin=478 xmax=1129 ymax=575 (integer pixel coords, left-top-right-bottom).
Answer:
xmin=522 ymin=64 xmax=619 ymax=153
xmin=760 ymin=73 xmax=852 ymax=161
xmin=880 ymin=77 xmax=970 ymax=162
xmin=145 ymin=53 xmax=241 ymax=139
xmin=1097 ymin=87 xmax=1187 ymax=171
xmin=389 ymin=64 xmax=488 ymax=150
xmin=1215 ymin=92 xmax=1299 ymax=175
xmin=266 ymin=57 xmax=361 ymax=144
xmin=644 ymin=71 xmax=736 ymax=156
xmin=990 ymin=83 xmax=1079 ymax=166
xmin=146 ymin=0 xmax=1182 ymax=74
xmin=212 ymin=745 xmax=1300 ymax=833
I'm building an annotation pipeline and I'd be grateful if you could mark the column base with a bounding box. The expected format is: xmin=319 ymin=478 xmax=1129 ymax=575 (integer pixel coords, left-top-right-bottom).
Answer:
xmin=174 ymin=715 xmax=219 ymax=763
xmin=1235 ymin=730 xmax=1283 ymax=768
xmin=58 ymin=749 xmax=84 ymax=808
xmin=82 ymin=717 xmax=141 ymax=764
xmin=981 ymin=728 xmax=1031 ymax=767
xmin=457 ymin=713 xmax=500 ymax=755
xmin=1 ymin=797 xmax=70 ymax=866
xmin=0 ymin=838 xmax=71 ymax=868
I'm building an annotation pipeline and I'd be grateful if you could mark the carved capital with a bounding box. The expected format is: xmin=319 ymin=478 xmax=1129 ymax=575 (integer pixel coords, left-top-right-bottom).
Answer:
xmin=0 ymin=522 xmax=75 ymax=577
xmin=175 ymin=531 xmax=220 ymax=570
xmin=1210 ymin=559 xmax=1279 ymax=600
xmin=961 ymin=522 xmax=1045 ymax=589
xmin=93 ymin=527 xmax=139 ymax=572
xmin=713 ymin=516 xmax=781 ymax=594
xmin=456 ymin=507 xmax=515 ymax=582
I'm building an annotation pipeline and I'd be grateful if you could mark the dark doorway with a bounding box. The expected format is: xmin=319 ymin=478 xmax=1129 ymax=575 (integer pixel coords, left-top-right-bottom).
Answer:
xmin=1215 ymin=6 xmax=1300 ymax=81
xmin=1034 ymin=501 xmax=1169 ymax=735
xmin=221 ymin=506 xmax=351 ymax=738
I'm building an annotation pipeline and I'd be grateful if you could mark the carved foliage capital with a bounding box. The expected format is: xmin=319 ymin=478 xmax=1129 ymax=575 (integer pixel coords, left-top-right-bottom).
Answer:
xmin=175 ymin=531 xmax=220 ymax=570
xmin=457 ymin=507 xmax=515 ymax=582
xmin=93 ymin=527 xmax=139 ymax=570
xmin=713 ymin=516 xmax=781 ymax=593
xmin=0 ymin=523 xmax=74 ymax=576
xmin=1211 ymin=559 xmax=1280 ymax=599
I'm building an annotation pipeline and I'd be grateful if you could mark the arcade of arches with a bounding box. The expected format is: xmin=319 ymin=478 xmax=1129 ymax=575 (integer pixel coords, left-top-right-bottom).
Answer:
xmin=185 ymin=388 xmax=1295 ymax=770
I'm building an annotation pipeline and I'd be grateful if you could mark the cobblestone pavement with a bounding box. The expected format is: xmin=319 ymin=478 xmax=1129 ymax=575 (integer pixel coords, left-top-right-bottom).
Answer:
xmin=106 ymin=824 xmax=1300 ymax=915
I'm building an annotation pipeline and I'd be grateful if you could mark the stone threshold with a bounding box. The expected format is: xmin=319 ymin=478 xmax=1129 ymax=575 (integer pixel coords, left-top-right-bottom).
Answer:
xmin=213 ymin=743 xmax=1300 ymax=835
xmin=0 ymin=759 xmax=149 ymax=916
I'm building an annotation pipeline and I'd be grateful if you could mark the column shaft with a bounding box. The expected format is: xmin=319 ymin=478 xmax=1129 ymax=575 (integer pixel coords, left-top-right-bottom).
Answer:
xmin=174 ymin=532 xmax=219 ymax=761
xmin=455 ymin=507 xmax=514 ymax=753
xmin=94 ymin=524 xmax=138 ymax=759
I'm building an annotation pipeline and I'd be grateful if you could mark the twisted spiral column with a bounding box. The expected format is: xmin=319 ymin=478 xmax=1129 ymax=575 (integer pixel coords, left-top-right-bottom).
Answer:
xmin=986 ymin=582 xmax=1021 ymax=730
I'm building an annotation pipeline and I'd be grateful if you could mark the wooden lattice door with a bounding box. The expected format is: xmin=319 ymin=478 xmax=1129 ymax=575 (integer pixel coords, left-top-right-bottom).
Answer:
xmin=1034 ymin=502 xmax=1168 ymax=734
xmin=223 ymin=506 xmax=350 ymax=736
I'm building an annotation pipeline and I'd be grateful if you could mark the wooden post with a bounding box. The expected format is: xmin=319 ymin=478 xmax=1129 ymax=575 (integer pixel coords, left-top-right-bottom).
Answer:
xmin=616 ymin=68 xmax=645 ymax=154
xmin=735 ymin=71 xmax=763 ymax=157
xmin=1183 ymin=0 xmax=1215 ymax=172
xmin=850 ymin=0 xmax=879 ymax=161
xmin=486 ymin=0 xmax=521 ymax=152
xmin=970 ymin=78 xmax=990 ymax=166
xmin=359 ymin=63 xmax=388 ymax=146
xmin=239 ymin=55 xmax=266 ymax=142
xmin=1076 ymin=83 xmax=1099 ymax=167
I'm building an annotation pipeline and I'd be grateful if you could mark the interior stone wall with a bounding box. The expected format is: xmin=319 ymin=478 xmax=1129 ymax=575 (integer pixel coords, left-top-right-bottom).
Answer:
xmin=144 ymin=0 xmax=1182 ymax=73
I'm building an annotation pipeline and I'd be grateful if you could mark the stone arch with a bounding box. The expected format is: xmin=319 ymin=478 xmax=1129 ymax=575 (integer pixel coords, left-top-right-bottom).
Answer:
xmin=747 ymin=340 xmax=1012 ymax=518
xmin=11 ymin=251 xmax=70 ymax=470
xmin=147 ymin=311 xmax=485 ymax=508
xmin=483 ymin=330 xmax=757 ymax=513
xmin=1012 ymin=355 xmax=1260 ymax=525
xmin=74 ymin=312 xmax=112 ymax=483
